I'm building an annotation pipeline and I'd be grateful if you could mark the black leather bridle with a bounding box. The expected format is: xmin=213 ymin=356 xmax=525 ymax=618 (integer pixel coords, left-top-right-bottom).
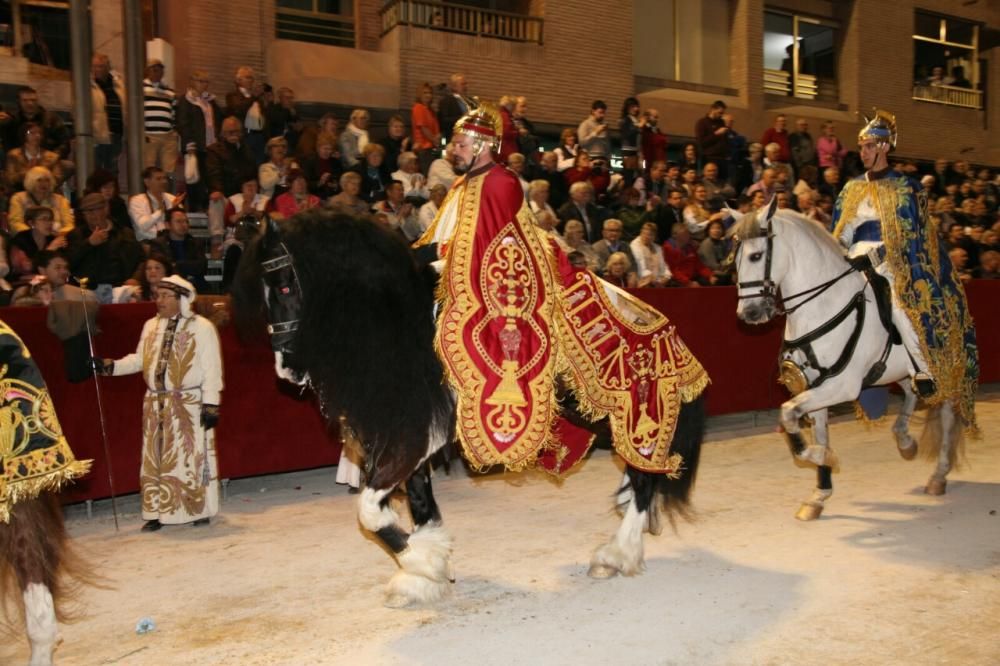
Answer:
xmin=260 ymin=240 xmax=303 ymax=355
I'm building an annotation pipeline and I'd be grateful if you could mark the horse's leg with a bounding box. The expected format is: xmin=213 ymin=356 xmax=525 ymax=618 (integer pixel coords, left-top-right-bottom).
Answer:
xmin=357 ymin=483 xmax=452 ymax=608
xmin=780 ymin=383 xmax=855 ymax=467
xmin=892 ymin=381 xmax=919 ymax=460
xmin=23 ymin=583 xmax=58 ymax=666
xmin=925 ymin=404 xmax=959 ymax=496
xmin=589 ymin=466 xmax=654 ymax=579
xmin=795 ymin=409 xmax=835 ymax=521
xmin=406 ymin=460 xmax=443 ymax=530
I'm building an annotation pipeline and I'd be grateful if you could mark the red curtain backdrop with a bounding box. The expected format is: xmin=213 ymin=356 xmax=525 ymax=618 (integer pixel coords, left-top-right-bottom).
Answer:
xmin=4 ymin=280 xmax=997 ymax=502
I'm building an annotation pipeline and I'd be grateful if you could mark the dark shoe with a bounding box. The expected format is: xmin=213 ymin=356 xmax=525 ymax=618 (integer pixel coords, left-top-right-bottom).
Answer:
xmin=348 ymin=486 xmax=361 ymax=495
xmin=141 ymin=519 xmax=163 ymax=532
xmin=913 ymin=373 xmax=937 ymax=399
xmin=192 ymin=518 xmax=210 ymax=527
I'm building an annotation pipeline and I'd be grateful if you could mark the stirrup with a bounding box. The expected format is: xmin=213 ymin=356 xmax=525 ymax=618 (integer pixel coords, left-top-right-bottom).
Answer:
xmin=912 ymin=373 xmax=937 ymax=399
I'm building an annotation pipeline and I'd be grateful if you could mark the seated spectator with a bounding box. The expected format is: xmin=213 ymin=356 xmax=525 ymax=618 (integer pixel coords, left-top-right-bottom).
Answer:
xmin=128 ymin=253 xmax=174 ymax=301
xmin=601 ymin=251 xmax=638 ymax=289
xmin=793 ymin=165 xmax=819 ymax=199
xmin=128 ymin=166 xmax=179 ymax=242
xmin=373 ymin=180 xmax=420 ymax=240
xmin=9 ymin=205 xmax=67 ymax=283
xmin=640 ymin=186 xmax=686 ymax=244
xmin=0 ymin=86 xmax=71 ymax=159
xmin=537 ymin=150 xmax=568 ymax=209
xmin=697 ymin=219 xmax=732 ymax=285
xmin=775 ymin=191 xmax=792 ymax=210
xmin=417 ymin=183 xmax=448 ymax=236
xmin=949 ymin=247 xmax=973 ymax=283
xmin=562 ymin=220 xmax=600 ymax=271
xmin=300 ymin=131 xmax=341 ymax=200
xmin=684 ymin=184 xmax=727 ymax=240
xmin=746 ymin=167 xmax=778 ymax=201
xmin=566 ymin=251 xmax=589 ymax=269
xmin=976 ymin=250 xmax=1000 ymax=279
xmin=663 ymin=222 xmax=715 ymax=287
xmin=563 ymin=150 xmax=593 ymax=189
xmin=615 ymin=188 xmax=646 ymax=240
xmin=680 ymin=167 xmax=699 ymax=199
xmin=533 ymin=209 xmax=571 ymax=253
xmin=679 ymin=142 xmax=699 ymax=173
xmin=379 ymin=114 xmax=412 ymax=180
xmin=206 ymin=116 xmax=258 ymax=201
xmin=65 ymin=192 xmax=144 ymax=301
xmin=392 ymin=151 xmax=430 ymax=203
xmin=591 ymin=218 xmax=636 ymax=274
xmin=553 ymin=128 xmax=578 ymax=172
xmin=151 ymin=208 xmax=207 ymax=288
xmin=327 ymin=171 xmax=369 ymax=217
xmin=557 ymin=181 xmax=605 ymax=242
xmin=10 ymin=275 xmax=54 ymax=307
xmin=528 ymin=179 xmax=556 ymax=222
xmin=296 ymin=112 xmax=339 ymax=161
xmin=411 ymin=83 xmax=441 ymax=174
xmin=339 ymin=108 xmax=370 ymax=169
xmin=259 ymin=136 xmax=298 ymax=198
xmin=272 ymin=169 xmax=320 ymax=219
xmin=8 ymin=166 xmax=74 ymax=234
xmin=5 ymin=122 xmax=63 ymax=191
xmin=507 ymin=153 xmax=530 ymax=196
xmin=701 ymin=162 xmax=735 ymax=202
xmin=427 ymin=143 xmax=458 ymax=190
xmin=85 ymin=169 xmax=130 ymax=232
xmin=354 ymin=143 xmax=389 ymax=203
xmin=749 ymin=190 xmax=767 ymax=211
xmin=225 ymin=176 xmax=269 ymax=228
xmin=629 ymin=222 xmax=671 ymax=287
xmin=818 ymin=165 xmax=842 ymax=199
xmin=798 ymin=191 xmax=831 ymax=229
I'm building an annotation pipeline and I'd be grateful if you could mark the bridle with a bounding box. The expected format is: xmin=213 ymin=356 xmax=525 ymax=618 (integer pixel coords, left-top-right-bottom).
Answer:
xmin=260 ymin=240 xmax=303 ymax=354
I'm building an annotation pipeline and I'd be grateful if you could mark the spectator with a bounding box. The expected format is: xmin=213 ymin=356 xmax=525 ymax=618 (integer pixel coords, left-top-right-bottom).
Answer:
xmin=66 ymin=192 xmax=143 ymax=299
xmin=392 ymin=151 xmax=430 ymax=203
xmin=272 ymin=169 xmax=320 ymax=220
xmin=679 ymin=142 xmax=699 ymax=173
xmin=680 ymin=166 xmax=698 ymax=199
xmin=619 ymin=97 xmax=642 ymax=173
xmin=267 ymin=87 xmax=303 ymax=153
xmin=775 ymin=190 xmax=792 ymax=210
xmin=976 ymin=250 xmax=1000 ymax=279
xmin=553 ymin=128 xmax=578 ymax=172
xmin=91 ymin=53 xmax=126 ymax=174
xmin=226 ymin=66 xmax=268 ymax=164
xmin=418 ymin=184 xmax=448 ymax=236
xmin=948 ymin=247 xmax=972 ymax=283
xmin=85 ymin=169 xmax=130 ymax=232
xmin=683 ymin=183 xmax=727 ymax=240
xmin=379 ymin=114 xmax=412 ymax=179
xmin=151 ymin=208 xmax=207 ymax=288
xmin=577 ymin=100 xmax=610 ymax=159
xmin=746 ymin=142 xmax=765 ymax=186
xmin=141 ymin=59 xmax=178 ymax=179
xmin=496 ymin=96 xmax=520 ymax=165
xmin=601 ymin=251 xmax=638 ymax=289
xmin=129 ymin=253 xmax=174 ymax=302
xmin=640 ymin=108 xmax=668 ymax=167
xmin=629 ymin=221 xmax=671 ymax=287
xmin=411 ymin=83 xmax=441 ymax=174
xmin=642 ymin=187 xmax=685 ymax=243
xmin=373 ymin=180 xmax=419 ymax=240
xmin=8 ymin=206 xmax=66 ymax=283
xmin=8 ymin=166 xmax=73 ymax=234
xmin=615 ymin=187 xmax=647 ymax=239
xmin=557 ymin=181 xmax=605 ymax=242
xmin=206 ymin=117 xmax=258 ymax=201
xmin=760 ymin=114 xmax=790 ymax=163
xmin=788 ymin=118 xmax=817 ymax=176
xmin=694 ymin=100 xmax=729 ymax=178
xmin=698 ymin=219 xmax=731 ymax=285
xmin=747 ymin=167 xmax=778 ymax=201
xmin=175 ymin=69 xmax=222 ymax=212
xmin=300 ymin=131 xmax=341 ymax=200
xmin=538 ymin=151 xmax=568 ymax=210
xmin=798 ymin=191 xmax=831 ymax=229
xmin=296 ymin=112 xmax=339 ymax=161
xmin=950 ymin=66 xmax=972 ymax=89
xmin=793 ymin=164 xmax=820 ymax=199
xmin=663 ymin=222 xmax=714 ymax=287
xmin=512 ymin=96 xmax=538 ymax=161
xmin=327 ymin=171 xmax=369 ymax=217
xmin=506 ymin=152 xmax=530 ymax=196
xmin=818 ymin=166 xmax=842 ymax=199
xmin=259 ymin=136 xmax=298 ymax=198
xmin=724 ymin=112 xmax=748 ymax=185
xmin=591 ymin=218 xmax=635 ymax=273
xmin=701 ymin=162 xmax=735 ymax=202
xmin=0 ymin=86 xmax=71 ymax=158
xmin=562 ymin=220 xmax=600 ymax=271
xmin=634 ymin=159 xmax=667 ymax=205
xmin=816 ymin=121 xmax=846 ymax=169
xmin=10 ymin=250 xmax=95 ymax=307
xmin=128 ymin=166 xmax=179 ymax=242
xmin=528 ymin=179 xmax=556 ymax=222
xmin=224 ymin=176 xmax=269 ymax=229
xmin=9 ymin=274 xmax=53 ymax=307
xmin=427 ymin=143 xmax=458 ymax=191
xmin=354 ymin=143 xmax=389 ymax=203
xmin=339 ymin=108 xmax=371 ymax=169
xmin=5 ymin=122 xmax=62 ymax=190
xmin=437 ymin=73 xmax=471 ymax=142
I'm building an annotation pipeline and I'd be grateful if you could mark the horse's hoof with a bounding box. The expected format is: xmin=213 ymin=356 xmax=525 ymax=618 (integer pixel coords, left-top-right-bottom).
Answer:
xmin=587 ymin=563 xmax=620 ymax=579
xmin=795 ymin=503 xmax=823 ymax=521
xmin=383 ymin=593 xmax=414 ymax=609
xmin=896 ymin=440 xmax=918 ymax=461
xmin=925 ymin=478 xmax=947 ymax=496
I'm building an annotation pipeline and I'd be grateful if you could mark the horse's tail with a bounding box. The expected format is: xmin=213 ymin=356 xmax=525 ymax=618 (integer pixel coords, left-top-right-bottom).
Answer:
xmin=920 ymin=403 xmax=966 ymax=470
xmin=0 ymin=494 xmax=99 ymax=633
xmin=652 ymin=395 xmax=706 ymax=528
xmin=230 ymin=232 xmax=267 ymax=342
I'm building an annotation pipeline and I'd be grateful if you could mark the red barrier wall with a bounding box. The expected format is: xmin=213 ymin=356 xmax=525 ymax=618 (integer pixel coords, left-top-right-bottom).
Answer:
xmin=4 ymin=280 xmax=997 ymax=502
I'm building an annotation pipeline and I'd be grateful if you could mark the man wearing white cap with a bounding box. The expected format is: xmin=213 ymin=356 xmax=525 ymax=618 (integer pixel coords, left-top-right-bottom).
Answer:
xmin=96 ymin=275 xmax=224 ymax=531
xmin=142 ymin=58 xmax=178 ymax=181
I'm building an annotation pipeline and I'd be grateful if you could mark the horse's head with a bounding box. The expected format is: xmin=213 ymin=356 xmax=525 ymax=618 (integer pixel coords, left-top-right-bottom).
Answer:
xmin=257 ymin=217 xmax=308 ymax=385
xmin=733 ymin=197 xmax=787 ymax=325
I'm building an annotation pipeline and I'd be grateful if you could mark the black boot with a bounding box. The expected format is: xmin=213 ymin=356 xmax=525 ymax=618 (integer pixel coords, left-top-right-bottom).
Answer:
xmin=192 ymin=518 xmax=210 ymax=527
xmin=141 ymin=519 xmax=163 ymax=532
xmin=913 ymin=373 xmax=937 ymax=399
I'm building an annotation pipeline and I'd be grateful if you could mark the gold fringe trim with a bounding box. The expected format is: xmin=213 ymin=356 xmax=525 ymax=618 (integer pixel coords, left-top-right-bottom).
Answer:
xmin=0 ymin=459 xmax=91 ymax=524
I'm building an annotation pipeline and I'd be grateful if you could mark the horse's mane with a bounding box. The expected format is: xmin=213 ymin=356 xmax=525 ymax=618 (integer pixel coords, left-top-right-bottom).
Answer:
xmin=265 ymin=211 xmax=453 ymax=488
xmin=733 ymin=206 xmax=845 ymax=258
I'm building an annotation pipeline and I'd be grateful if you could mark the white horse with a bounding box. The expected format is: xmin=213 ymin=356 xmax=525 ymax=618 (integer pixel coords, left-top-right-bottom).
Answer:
xmin=732 ymin=203 xmax=965 ymax=520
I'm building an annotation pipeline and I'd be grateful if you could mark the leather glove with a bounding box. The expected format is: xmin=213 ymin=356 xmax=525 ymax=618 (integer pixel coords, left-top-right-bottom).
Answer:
xmin=91 ymin=357 xmax=114 ymax=376
xmin=201 ymin=404 xmax=220 ymax=430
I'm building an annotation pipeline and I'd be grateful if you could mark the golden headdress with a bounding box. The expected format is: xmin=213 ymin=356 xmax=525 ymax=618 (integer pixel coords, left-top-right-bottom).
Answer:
xmin=857 ymin=108 xmax=897 ymax=150
xmin=453 ymin=100 xmax=503 ymax=155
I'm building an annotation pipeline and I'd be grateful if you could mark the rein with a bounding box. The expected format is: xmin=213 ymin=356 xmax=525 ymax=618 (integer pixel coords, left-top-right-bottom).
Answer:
xmin=261 ymin=241 xmax=302 ymax=340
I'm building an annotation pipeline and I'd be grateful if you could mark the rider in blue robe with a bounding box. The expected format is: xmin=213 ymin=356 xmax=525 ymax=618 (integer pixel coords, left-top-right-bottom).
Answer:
xmin=832 ymin=109 xmax=978 ymax=430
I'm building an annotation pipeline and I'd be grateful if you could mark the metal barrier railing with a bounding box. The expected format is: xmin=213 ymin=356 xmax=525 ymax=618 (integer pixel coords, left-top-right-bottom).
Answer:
xmin=380 ymin=0 xmax=543 ymax=44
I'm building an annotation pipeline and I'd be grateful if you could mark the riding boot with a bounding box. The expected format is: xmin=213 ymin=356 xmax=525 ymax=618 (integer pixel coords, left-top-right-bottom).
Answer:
xmin=891 ymin=304 xmax=936 ymax=398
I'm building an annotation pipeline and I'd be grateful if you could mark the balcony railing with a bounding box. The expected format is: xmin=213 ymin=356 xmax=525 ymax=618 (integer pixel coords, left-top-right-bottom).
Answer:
xmin=380 ymin=0 xmax=543 ymax=44
xmin=276 ymin=7 xmax=356 ymax=48
xmin=912 ymin=84 xmax=983 ymax=110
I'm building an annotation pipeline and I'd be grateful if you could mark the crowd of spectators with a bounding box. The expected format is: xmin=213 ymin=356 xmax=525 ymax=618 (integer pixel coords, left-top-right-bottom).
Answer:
xmin=0 ymin=61 xmax=997 ymax=307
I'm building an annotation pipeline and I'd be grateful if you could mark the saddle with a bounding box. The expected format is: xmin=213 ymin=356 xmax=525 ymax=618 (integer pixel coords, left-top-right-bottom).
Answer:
xmin=850 ymin=256 xmax=900 ymax=387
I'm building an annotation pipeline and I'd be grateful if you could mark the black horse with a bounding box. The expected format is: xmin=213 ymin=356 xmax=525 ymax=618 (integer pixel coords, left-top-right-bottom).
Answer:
xmin=233 ymin=209 xmax=706 ymax=607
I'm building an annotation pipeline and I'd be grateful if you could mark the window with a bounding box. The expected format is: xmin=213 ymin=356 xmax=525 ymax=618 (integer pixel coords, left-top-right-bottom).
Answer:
xmin=276 ymin=0 xmax=355 ymax=48
xmin=633 ymin=0 xmax=731 ymax=89
xmin=912 ymin=11 xmax=981 ymax=109
xmin=0 ymin=0 xmax=71 ymax=70
xmin=763 ymin=9 xmax=837 ymax=101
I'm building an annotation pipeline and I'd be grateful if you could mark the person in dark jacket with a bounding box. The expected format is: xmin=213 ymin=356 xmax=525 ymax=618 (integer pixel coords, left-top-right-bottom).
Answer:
xmin=65 ymin=192 xmax=143 ymax=301
xmin=206 ymin=117 xmax=258 ymax=202
xmin=150 ymin=207 xmax=207 ymax=290
xmin=175 ymin=69 xmax=223 ymax=211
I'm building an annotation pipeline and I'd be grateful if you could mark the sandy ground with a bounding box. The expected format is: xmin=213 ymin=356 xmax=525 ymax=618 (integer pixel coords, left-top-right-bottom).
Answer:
xmin=3 ymin=390 xmax=999 ymax=666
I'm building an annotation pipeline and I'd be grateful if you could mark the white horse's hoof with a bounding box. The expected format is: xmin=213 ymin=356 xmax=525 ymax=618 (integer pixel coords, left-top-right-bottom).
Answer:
xmin=795 ymin=503 xmax=824 ymax=521
xmin=587 ymin=563 xmax=620 ymax=579
xmin=384 ymin=570 xmax=451 ymax=608
xmin=925 ymin=478 xmax=947 ymax=496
